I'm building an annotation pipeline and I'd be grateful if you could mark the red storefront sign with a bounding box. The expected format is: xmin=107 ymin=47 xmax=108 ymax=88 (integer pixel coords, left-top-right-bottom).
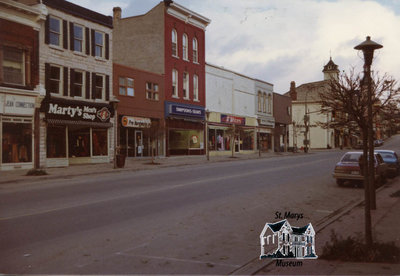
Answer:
xmin=221 ymin=114 xmax=246 ymax=125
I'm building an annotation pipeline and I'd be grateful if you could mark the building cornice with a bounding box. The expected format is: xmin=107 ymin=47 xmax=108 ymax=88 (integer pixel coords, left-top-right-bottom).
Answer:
xmin=0 ymin=0 xmax=47 ymax=30
xmin=166 ymin=2 xmax=210 ymax=30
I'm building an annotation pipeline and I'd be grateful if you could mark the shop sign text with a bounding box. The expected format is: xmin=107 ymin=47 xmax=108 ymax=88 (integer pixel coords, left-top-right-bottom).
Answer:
xmin=221 ymin=114 xmax=246 ymax=125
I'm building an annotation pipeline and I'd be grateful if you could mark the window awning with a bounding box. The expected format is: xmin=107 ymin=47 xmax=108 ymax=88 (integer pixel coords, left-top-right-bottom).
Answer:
xmin=45 ymin=119 xmax=113 ymax=128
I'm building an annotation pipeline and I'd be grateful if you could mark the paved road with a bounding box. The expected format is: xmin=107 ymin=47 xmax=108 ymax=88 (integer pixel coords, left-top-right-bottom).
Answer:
xmin=1 ymin=137 xmax=398 ymax=274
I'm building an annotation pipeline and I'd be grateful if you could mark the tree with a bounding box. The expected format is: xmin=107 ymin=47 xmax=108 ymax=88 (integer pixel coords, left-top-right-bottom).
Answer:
xmin=318 ymin=68 xmax=400 ymax=247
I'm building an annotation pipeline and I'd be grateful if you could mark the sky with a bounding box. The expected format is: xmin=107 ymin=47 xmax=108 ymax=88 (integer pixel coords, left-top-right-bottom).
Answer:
xmin=69 ymin=0 xmax=400 ymax=94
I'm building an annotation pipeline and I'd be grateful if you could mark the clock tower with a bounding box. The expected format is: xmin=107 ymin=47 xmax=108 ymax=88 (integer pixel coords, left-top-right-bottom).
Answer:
xmin=322 ymin=57 xmax=339 ymax=81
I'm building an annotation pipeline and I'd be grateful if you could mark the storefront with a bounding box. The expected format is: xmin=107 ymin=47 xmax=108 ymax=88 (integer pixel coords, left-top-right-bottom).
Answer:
xmin=40 ymin=97 xmax=114 ymax=167
xmin=0 ymin=93 xmax=36 ymax=170
xmin=208 ymin=112 xmax=257 ymax=156
xmin=119 ymin=115 xmax=163 ymax=157
xmin=165 ymin=101 xmax=205 ymax=156
xmin=258 ymin=117 xmax=275 ymax=152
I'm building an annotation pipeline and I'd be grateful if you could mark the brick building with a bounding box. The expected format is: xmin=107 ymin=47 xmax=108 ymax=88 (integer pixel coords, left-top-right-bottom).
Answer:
xmin=0 ymin=0 xmax=46 ymax=170
xmin=273 ymin=93 xmax=292 ymax=152
xmin=39 ymin=0 xmax=115 ymax=167
xmin=113 ymin=63 xmax=164 ymax=157
xmin=113 ymin=1 xmax=210 ymax=156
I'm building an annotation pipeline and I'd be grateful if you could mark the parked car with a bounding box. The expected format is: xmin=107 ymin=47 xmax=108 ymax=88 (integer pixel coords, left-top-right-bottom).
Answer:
xmin=375 ymin=150 xmax=400 ymax=177
xmin=333 ymin=151 xmax=388 ymax=186
xmin=374 ymin=139 xmax=384 ymax=147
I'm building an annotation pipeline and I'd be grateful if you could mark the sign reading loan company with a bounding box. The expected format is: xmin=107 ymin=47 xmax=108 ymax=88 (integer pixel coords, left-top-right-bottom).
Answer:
xmin=42 ymin=98 xmax=113 ymax=123
xmin=221 ymin=114 xmax=246 ymax=125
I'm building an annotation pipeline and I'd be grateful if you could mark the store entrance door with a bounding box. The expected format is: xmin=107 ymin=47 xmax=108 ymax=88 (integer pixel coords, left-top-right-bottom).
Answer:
xmin=135 ymin=130 xmax=143 ymax=157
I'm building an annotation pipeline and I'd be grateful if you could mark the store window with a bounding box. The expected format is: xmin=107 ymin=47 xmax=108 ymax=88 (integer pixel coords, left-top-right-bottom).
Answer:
xmin=172 ymin=69 xmax=178 ymax=98
xmin=95 ymin=74 xmax=104 ymax=99
xmin=119 ymin=77 xmax=134 ymax=96
xmin=193 ymin=74 xmax=199 ymax=101
xmin=2 ymin=46 xmax=25 ymax=86
xmin=74 ymin=24 xmax=84 ymax=53
xmin=49 ymin=16 xmax=62 ymax=47
xmin=49 ymin=65 xmax=62 ymax=94
xmin=169 ymin=129 xmax=204 ymax=150
xmin=47 ymin=126 xmax=66 ymax=158
xmin=2 ymin=122 xmax=32 ymax=163
xmin=171 ymin=29 xmax=178 ymax=57
xmin=182 ymin=34 xmax=188 ymax=60
xmin=92 ymin=129 xmax=108 ymax=156
xmin=94 ymin=31 xmax=104 ymax=58
xmin=146 ymin=82 xmax=159 ymax=101
xmin=208 ymin=128 xmax=231 ymax=151
xmin=183 ymin=72 xmax=189 ymax=99
xmin=68 ymin=126 xmax=90 ymax=157
xmin=193 ymin=38 xmax=198 ymax=63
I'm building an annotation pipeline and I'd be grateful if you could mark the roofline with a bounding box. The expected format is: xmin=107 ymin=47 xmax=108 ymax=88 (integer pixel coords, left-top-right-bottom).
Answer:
xmin=43 ymin=0 xmax=113 ymax=28
xmin=169 ymin=1 xmax=211 ymax=25
xmin=206 ymin=62 xmax=273 ymax=86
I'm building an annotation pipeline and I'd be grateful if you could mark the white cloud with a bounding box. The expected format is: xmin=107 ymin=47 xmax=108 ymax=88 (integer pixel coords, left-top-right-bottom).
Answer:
xmin=68 ymin=0 xmax=400 ymax=93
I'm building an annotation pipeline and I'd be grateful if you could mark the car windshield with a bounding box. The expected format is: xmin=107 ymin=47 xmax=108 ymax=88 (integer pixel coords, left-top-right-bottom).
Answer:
xmin=380 ymin=153 xmax=394 ymax=159
xmin=341 ymin=153 xmax=362 ymax=162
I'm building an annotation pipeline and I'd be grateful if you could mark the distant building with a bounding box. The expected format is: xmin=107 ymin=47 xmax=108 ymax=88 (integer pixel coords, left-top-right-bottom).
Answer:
xmin=113 ymin=1 xmax=210 ymax=156
xmin=255 ymin=80 xmax=275 ymax=152
xmin=273 ymin=93 xmax=292 ymax=152
xmin=286 ymin=58 xmax=340 ymax=149
xmin=0 ymin=0 xmax=46 ymax=170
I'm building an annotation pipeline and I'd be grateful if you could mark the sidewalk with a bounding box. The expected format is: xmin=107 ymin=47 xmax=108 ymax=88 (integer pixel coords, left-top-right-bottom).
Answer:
xmin=0 ymin=151 xmax=301 ymax=185
xmin=257 ymin=177 xmax=400 ymax=275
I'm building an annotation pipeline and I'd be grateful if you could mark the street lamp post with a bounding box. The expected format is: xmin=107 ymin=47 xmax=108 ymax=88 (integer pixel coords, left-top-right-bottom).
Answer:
xmin=354 ymin=35 xmax=383 ymax=247
xmin=206 ymin=110 xmax=210 ymax=161
xmin=304 ymin=91 xmax=309 ymax=153
xmin=110 ymin=97 xmax=120 ymax=169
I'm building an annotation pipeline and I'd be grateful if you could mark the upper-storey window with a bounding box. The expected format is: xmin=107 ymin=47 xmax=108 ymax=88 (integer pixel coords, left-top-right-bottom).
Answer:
xmin=49 ymin=65 xmax=62 ymax=94
xmin=263 ymin=93 xmax=267 ymax=113
xmin=182 ymin=34 xmax=188 ymax=60
xmin=73 ymin=24 xmax=84 ymax=53
xmin=268 ymin=94 xmax=272 ymax=114
xmin=258 ymin=91 xmax=262 ymax=112
xmin=171 ymin=29 xmax=178 ymax=57
xmin=172 ymin=69 xmax=178 ymax=98
xmin=146 ymin=82 xmax=159 ymax=101
xmin=119 ymin=77 xmax=134 ymax=96
xmin=49 ymin=16 xmax=62 ymax=47
xmin=95 ymin=74 xmax=105 ymax=100
xmin=183 ymin=72 xmax=189 ymax=99
xmin=193 ymin=38 xmax=198 ymax=63
xmin=94 ymin=31 xmax=104 ymax=58
xmin=2 ymin=46 xmax=25 ymax=86
xmin=193 ymin=74 xmax=199 ymax=101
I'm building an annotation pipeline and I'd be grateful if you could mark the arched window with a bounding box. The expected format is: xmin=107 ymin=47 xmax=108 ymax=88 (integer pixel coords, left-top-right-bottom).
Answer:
xmin=263 ymin=93 xmax=267 ymax=113
xmin=182 ymin=34 xmax=188 ymax=60
xmin=193 ymin=74 xmax=199 ymax=101
xmin=171 ymin=29 xmax=177 ymax=57
xmin=192 ymin=38 xmax=198 ymax=63
xmin=268 ymin=94 xmax=272 ymax=113
xmin=258 ymin=91 xmax=262 ymax=112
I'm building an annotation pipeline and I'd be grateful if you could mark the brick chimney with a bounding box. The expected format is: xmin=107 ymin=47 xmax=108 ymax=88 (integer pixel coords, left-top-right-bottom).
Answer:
xmin=289 ymin=81 xmax=297 ymax=101
xmin=113 ymin=7 xmax=121 ymax=23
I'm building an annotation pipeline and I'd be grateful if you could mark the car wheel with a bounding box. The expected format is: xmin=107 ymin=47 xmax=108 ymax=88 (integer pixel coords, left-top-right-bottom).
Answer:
xmin=336 ymin=179 xmax=345 ymax=186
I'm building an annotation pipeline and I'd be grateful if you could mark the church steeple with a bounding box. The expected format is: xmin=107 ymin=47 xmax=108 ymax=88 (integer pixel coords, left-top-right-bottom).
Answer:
xmin=322 ymin=57 xmax=339 ymax=81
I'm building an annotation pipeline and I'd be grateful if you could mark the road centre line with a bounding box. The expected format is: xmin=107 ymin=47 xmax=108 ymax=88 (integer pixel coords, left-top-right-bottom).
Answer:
xmin=0 ymin=158 xmax=330 ymax=221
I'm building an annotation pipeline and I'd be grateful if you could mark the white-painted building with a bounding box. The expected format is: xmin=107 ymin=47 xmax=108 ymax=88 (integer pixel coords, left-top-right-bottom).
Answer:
xmin=206 ymin=63 xmax=274 ymax=155
xmin=286 ymin=58 xmax=339 ymax=150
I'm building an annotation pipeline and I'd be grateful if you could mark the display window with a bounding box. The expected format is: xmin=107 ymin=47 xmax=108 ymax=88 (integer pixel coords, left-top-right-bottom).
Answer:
xmin=47 ymin=126 xmax=66 ymax=158
xmin=2 ymin=122 xmax=32 ymax=163
xmin=169 ymin=129 xmax=204 ymax=150
xmin=92 ymin=129 xmax=108 ymax=156
xmin=208 ymin=128 xmax=231 ymax=151
xmin=68 ymin=126 xmax=90 ymax=157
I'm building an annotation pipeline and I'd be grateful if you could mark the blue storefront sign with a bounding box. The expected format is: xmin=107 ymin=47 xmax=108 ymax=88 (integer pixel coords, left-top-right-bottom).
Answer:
xmin=165 ymin=101 xmax=205 ymax=119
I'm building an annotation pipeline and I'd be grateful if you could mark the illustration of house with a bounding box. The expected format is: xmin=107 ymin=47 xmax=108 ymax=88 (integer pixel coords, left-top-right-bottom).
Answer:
xmin=260 ymin=219 xmax=317 ymax=259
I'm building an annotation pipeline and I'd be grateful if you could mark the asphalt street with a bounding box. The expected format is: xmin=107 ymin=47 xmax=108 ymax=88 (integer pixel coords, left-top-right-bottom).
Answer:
xmin=1 ymin=137 xmax=399 ymax=274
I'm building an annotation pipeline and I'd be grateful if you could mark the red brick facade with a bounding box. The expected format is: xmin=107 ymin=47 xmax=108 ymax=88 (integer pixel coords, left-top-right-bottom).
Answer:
xmin=164 ymin=13 xmax=206 ymax=107
xmin=0 ymin=18 xmax=39 ymax=89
